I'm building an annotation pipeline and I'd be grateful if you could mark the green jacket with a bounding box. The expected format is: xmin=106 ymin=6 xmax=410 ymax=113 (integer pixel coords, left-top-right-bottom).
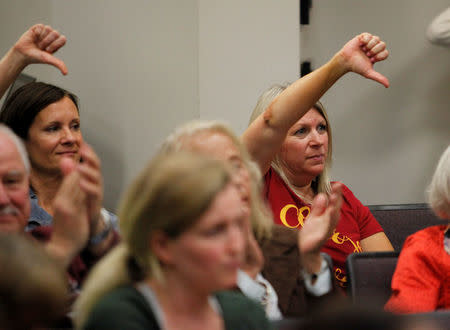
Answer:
xmin=83 ymin=286 xmax=272 ymax=330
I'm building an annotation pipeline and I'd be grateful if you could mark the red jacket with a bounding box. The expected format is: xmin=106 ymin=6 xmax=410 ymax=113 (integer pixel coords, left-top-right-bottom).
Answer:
xmin=385 ymin=225 xmax=450 ymax=313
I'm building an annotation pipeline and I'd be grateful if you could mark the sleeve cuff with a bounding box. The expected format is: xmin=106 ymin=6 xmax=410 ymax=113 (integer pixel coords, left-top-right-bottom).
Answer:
xmin=302 ymin=253 xmax=333 ymax=296
xmin=88 ymin=208 xmax=112 ymax=246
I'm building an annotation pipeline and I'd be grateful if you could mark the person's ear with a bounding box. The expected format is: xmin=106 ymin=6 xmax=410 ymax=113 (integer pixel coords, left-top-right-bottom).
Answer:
xmin=149 ymin=231 xmax=174 ymax=265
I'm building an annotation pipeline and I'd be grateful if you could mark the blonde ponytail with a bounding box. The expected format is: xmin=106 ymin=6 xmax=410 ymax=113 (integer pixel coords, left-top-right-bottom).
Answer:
xmin=73 ymin=244 xmax=132 ymax=329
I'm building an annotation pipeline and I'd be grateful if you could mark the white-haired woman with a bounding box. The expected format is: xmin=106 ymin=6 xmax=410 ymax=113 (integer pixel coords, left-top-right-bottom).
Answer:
xmin=385 ymin=145 xmax=450 ymax=313
xmin=244 ymin=33 xmax=394 ymax=288
xmin=74 ymin=152 xmax=271 ymax=330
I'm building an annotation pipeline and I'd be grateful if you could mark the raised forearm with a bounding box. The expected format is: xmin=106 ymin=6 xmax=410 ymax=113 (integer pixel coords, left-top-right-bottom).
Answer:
xmin=264 ymin=55 xmax=347 ymax=132
xmin=243 ymin=55 xmax=348 ymax=173
xmin=0 ymin=47 xmax=27 ymax=99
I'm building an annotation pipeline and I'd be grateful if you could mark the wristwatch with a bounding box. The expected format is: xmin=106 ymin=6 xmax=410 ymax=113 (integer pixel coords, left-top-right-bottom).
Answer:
xmin=302 ymin=256 xmax=329 ymax=283
xmin=88 ymin=208 xmax=112 ymax=246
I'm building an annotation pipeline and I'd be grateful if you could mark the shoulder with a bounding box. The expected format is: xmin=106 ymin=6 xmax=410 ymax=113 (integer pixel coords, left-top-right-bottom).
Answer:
xmin=259 ymin=225 xmax=299 ymax=265
xmin=333 ymin=181 xmax=369 ymax=213
xmin=332 ymin=181 xmax=354 ymax=198
xmin=28 ymin=193 xmax=53 ymax=229
xmin=92 ymin=286 xmax=148 ymax=312
xmin=397 ymin=225 xmax=448 ymax=270
xmin=215 ymin=291 xmax=271 ymax=330
xmin=83 ymin=286 xmax=158 ymax=330
xmin=268 ymin=225 xmax=298 ymax=244
xmin=404 ymin=225 xmax=446 ymax=248
xmin=215 ymin=290 xmax=262 ymax=310
xmin=394 ymin=226 xmax=448 ymax=284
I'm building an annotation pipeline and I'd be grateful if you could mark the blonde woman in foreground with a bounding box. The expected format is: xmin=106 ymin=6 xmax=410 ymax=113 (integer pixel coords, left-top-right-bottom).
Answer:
xmin=75 ymin=152 xmax=271 ymax=330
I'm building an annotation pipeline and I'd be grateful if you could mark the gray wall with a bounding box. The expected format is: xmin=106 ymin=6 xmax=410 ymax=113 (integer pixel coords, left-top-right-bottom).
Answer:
xmin=198 ymin=0 xmax=299 ymax=133
xmin=0 ymin=0 xmax=298 ymax=210
xmin=1 ymin=1 xmax=448 ymax=209
xmin=302 ymin=1 xmax=450 ymax=205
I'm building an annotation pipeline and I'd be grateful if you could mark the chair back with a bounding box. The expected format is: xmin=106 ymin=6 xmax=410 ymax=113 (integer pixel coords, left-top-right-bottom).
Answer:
xmin=368 ymin=204 xmax=446 ymax=251
xmin=346 ymin=251 xmax=399 ymax=307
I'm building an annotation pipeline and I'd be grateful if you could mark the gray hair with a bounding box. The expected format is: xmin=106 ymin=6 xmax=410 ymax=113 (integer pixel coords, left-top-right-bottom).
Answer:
xmin=427 ymin=145 xmax=450 ymax=218
xmin=0 ymin=124 xmax=30 ymax=173
xmin=160 ymin=119 xmax=273 ymax=241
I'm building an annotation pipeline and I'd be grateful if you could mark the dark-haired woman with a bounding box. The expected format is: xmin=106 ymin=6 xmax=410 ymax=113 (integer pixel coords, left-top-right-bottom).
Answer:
xmin=0 ymin=25 xmax=117 ymax=271
xmin=0 ymin=81 xmax=117 ymax=257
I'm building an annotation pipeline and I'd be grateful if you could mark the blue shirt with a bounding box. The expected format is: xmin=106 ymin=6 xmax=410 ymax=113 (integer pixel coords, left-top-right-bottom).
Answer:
xmin=26 ymin=188 xmax=119 ymax=231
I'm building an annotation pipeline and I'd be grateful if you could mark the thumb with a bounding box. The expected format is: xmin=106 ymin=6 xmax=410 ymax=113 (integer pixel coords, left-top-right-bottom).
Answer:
xmin=365 ymin=69 xmax=389 ymax=88
xmin=40 ymin=52 xmax=68 ymax=75
xmin=60 ymin=157 xmax=76 ymax=176
xmin=310 ymin=193 xmax=328 ymax=217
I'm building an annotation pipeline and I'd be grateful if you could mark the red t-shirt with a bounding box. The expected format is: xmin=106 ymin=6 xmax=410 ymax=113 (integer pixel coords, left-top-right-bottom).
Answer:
xmin=264 ymin=167 xmax=383 ymax=288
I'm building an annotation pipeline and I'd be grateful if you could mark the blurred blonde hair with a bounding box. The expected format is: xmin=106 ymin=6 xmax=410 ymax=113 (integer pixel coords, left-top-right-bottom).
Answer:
xmin=0 ymin=234 xmax=67 ymax=329
xmin=427 ymin=145 xmax=450 ymax=218
xmin=249 ymin=83 xmax=333 ymax=200
xmin=160 ymin=119 xmax=273 ymax=241
xmin=74 ymin=152 xmax=231 ymax=328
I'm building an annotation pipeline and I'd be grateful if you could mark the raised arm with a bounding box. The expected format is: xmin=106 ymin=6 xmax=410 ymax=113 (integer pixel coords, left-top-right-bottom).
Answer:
xmin=0 ymin=24 xmax=67 ymax=99
xmin=242 ymin=33 xmax=389 ymax=174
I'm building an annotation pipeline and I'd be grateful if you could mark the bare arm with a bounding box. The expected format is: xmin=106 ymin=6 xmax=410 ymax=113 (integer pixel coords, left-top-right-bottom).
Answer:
xmin=0 ymin=24 xmax=67 ymax=99
xmin=360 ymin=232 xmax=394 ymax=252
xmin=242 ymin=33 xmax=389 ymax=174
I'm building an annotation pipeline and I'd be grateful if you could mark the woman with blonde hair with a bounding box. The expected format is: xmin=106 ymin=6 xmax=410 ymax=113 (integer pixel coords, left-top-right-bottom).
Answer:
xmin=385 ymin=145 xmax=450 ymax=313
xmin=75 ymin=152 xmax=271 ymax=330
xmin=244 ymin=33 xmax=394 ymax=288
